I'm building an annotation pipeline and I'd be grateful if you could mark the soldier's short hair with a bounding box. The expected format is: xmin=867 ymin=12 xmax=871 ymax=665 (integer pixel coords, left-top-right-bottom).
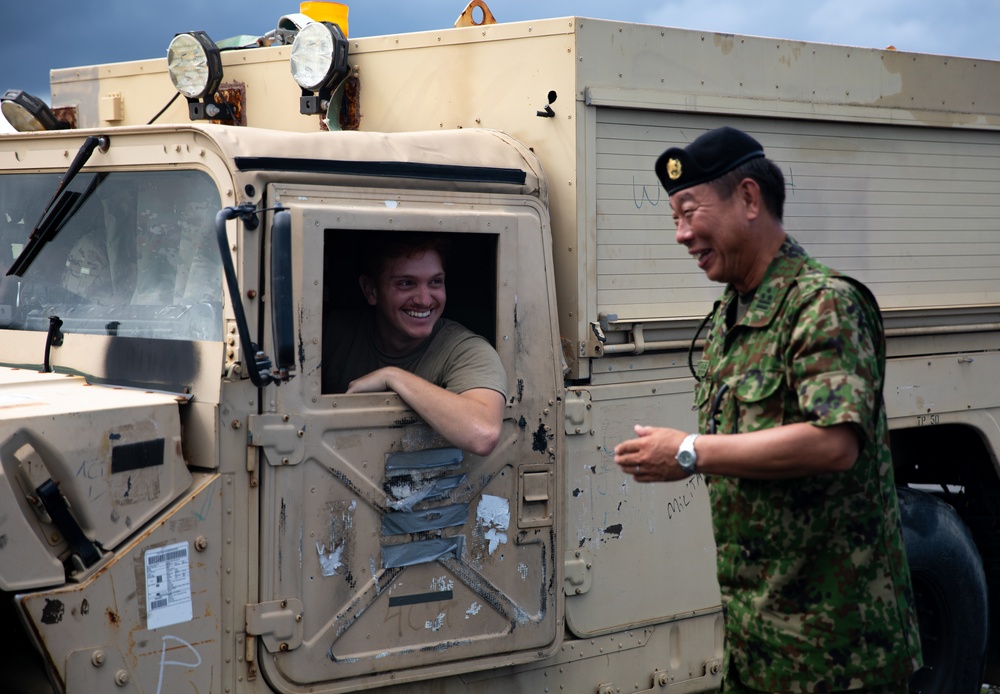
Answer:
xmin=710 ymin=157 xmax=786 ymax=222
xmin=359 ymin=232 xmax=452 ymax=281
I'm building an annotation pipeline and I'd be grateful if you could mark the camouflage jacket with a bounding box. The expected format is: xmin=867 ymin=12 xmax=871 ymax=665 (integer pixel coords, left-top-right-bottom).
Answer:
xmin=694 ymin=237 xmax=922 ymax=692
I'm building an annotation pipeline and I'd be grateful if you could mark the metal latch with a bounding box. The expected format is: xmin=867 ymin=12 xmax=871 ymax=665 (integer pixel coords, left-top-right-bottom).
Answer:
xmin=36 ymin=478 xmax=103 ymax=573
xmin=517 ymin=465 xmax=554 ymax=529
xmin=246 ymin=598 xmax=305 ymax=653
xmin=584 ymin=313 xmax=617 ymax=358
xmin=248 ymin=414 xmax=306 ymax=466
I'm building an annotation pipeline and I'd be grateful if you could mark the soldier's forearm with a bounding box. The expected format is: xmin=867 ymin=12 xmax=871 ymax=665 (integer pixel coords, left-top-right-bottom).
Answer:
xmin=696 ymin=422 xmax=859 ymax=479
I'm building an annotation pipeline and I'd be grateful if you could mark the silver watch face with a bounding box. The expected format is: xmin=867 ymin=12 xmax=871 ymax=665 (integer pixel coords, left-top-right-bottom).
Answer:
xmin=677 ymin=449 xmax=696 ymax=470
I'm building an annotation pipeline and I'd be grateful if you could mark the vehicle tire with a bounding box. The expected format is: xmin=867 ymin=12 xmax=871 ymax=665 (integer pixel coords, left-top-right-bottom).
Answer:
xmin=898 ymin=487 xmax=989 ymax=694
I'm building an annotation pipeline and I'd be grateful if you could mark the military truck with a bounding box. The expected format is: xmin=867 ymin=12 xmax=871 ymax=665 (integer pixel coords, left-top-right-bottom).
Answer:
xmin=0 ymin=2 xmax=997 ymax=692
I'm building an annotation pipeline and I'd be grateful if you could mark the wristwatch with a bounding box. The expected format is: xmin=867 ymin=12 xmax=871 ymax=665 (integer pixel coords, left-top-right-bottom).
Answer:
xmin=676 ymin=433 xmax=701 ymax=476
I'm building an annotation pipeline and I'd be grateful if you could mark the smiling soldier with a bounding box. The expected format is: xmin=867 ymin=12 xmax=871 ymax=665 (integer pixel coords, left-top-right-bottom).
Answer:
xmin=613 ymin=127 xmax=922 ymax=692
xmin=322 ymin=232 xmax=506 ymax=456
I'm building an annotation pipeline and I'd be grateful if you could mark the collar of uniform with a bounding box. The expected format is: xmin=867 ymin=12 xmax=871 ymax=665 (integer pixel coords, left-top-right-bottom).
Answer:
xmin=724 ymin=236 xmax=807 ymax=329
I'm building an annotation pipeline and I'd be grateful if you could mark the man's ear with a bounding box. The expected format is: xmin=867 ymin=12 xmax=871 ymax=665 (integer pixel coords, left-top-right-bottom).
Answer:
xmin=359 ymin=275 xmax=378 ymax=306
xmin=738 ymin=178 xmax=762 ymax=221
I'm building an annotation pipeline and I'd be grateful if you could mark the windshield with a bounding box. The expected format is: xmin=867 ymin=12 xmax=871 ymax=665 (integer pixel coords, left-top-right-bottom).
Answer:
xmin=0 ymin=170 xmax=223 ymax=341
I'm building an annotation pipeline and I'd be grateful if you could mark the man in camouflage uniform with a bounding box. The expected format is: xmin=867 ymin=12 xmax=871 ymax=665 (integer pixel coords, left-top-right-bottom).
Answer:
xmin=614 ymin=127 xmax=922 ymax=692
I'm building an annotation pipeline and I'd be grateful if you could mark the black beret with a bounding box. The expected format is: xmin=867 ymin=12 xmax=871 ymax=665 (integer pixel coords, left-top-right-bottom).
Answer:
xmin=654 ymin=126 xmax=766 ymax=195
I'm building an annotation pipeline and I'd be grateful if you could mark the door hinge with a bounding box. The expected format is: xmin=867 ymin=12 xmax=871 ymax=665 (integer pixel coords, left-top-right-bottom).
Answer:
xmin=248 ymin=413 xmax=306 ymax=466
xmin=246 ymin=598 xmax=305 ymax=653
xmin=564 ymin=389 xmax=592 ymax=436
xmin=564 ymin=549 xmax=593 ymax=596
xmin=599 ymin=658 xmax=723 ymax=693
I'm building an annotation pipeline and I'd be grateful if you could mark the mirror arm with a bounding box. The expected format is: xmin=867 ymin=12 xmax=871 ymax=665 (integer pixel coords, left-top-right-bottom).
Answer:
xmin=215 ymin=205 xmax=275 ymax=387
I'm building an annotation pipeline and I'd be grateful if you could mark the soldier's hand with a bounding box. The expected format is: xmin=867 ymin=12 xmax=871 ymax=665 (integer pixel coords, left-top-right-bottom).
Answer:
xmin=346 ymin=367 xmax=398 ymax=394
xmin=614 ymin=425 xmax=690 ymax=482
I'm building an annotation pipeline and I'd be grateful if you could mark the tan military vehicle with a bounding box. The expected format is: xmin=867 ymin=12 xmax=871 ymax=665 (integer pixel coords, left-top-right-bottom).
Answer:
xmin=0 ymin=2 xmax=996 ymax=692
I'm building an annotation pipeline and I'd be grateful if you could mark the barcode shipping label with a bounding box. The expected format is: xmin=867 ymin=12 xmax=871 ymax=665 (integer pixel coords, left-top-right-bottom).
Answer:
xmin=144 ymin=541 xmax=193 ymax=629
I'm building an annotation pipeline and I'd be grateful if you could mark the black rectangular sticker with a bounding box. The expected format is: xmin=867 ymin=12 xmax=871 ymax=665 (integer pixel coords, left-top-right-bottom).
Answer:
xmin=112 ymin=438 xmax=165 ymax=473
xmin=388 ymin=590 xmax=454 ymax=608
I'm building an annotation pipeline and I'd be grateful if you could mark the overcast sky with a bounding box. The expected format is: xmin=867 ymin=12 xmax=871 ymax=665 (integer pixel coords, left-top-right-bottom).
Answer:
xmin=1 ymin=0 xmax=997 ymax=108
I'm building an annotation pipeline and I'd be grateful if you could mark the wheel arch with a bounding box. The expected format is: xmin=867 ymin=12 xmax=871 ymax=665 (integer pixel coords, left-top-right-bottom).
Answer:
xmin=891 ymin=422 xmax=1000 ymax=683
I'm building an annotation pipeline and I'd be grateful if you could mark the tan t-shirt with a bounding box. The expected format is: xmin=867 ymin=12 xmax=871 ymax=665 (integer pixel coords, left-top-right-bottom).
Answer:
xmin=322 ymin=311 xmax=507 ymax=399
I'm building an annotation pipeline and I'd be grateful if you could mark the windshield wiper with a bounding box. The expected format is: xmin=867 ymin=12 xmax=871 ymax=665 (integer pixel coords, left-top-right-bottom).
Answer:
xmin=7 ymin=134 xmax=110 ymax=277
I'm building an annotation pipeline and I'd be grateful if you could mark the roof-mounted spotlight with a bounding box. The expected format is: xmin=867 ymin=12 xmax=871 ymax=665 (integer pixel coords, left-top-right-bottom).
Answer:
xmin=290 ymin=21 xmax=350 ymax=115
xmin=167 ymin=31 xmax=234 ymax=122
xmin=1 ymin=90 xmax=69 ymax=132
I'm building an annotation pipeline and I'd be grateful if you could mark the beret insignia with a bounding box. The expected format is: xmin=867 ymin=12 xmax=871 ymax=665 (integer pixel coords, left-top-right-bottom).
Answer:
xmin=654 ymin=126 xmax=766 ymax=195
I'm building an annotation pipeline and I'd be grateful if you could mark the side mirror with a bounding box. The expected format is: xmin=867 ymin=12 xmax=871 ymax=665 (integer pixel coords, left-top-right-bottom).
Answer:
xmin=270 ymin=209 xmax=295 ymax=380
